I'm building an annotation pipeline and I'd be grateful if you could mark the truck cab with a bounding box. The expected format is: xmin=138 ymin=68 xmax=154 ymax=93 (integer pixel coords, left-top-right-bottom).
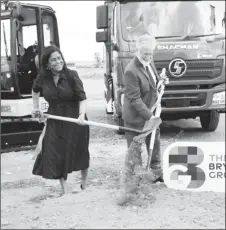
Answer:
xmin=96 ymin=0 xmax=225 ymax=133
xmin=1 ymin=1 xmax=59 ymax=149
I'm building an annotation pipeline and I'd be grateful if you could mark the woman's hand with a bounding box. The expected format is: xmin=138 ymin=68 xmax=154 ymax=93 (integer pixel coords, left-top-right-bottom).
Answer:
xmin=77 ymin=112 xmax=86 ymax=126
xmin=78 ymin=100 xmax=87 ymax=126
xmin=32 ymin=108 xmax=45 ymax=123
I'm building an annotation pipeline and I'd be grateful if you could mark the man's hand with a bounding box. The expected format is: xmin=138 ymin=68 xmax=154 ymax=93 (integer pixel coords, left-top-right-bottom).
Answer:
xmin=159 ymin=68 xmax=169 ymax=86
xmin=160 ymin=68 xmax=166 ymax=78
xmin=143 ymin=114 xmax=155 ymax=131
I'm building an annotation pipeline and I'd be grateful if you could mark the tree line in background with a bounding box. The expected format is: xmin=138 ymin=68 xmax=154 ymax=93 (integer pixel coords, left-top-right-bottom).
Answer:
xmin=94 ymin=52 xmax=103 ymax=68
xmin=66 ymin=52 xmax=103 ymax=68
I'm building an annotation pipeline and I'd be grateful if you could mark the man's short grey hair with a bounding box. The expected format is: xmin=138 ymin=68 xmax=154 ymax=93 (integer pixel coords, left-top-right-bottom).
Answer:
xmin=136 ymin=34 xmax=157 ymax=50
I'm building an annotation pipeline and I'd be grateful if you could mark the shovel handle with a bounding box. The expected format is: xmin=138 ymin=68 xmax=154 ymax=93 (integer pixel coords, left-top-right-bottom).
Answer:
xmin=150 ymin=84 xmax=165 ymax=113
xmin=44 ymin=114 xmax=142 ymax=134
xmin=146 ymin=72 xmax=168 ymax=170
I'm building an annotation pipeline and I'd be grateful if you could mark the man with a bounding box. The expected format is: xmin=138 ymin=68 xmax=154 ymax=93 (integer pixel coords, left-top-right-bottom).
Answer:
xmin=121 ymin=2 xmax=144 ymax=40
xmin=17 ymin=44 xmax=39 ymax=94
xmin=121 ymin=2 xmax=160 ymax=40
xmin=168 ymin=1 xmax=205 ymax=36
xmin=122 ymin=34 xmax=163 ymax=182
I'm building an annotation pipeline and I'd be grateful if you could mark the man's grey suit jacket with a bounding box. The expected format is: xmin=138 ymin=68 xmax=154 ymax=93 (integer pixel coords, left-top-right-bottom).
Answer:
xmin=122 ymin=56 xmax=160 ymax=130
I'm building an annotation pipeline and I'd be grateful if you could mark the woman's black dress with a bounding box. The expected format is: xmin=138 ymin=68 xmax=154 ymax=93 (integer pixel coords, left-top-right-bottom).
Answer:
xmin=32 ymin=69 xmax=90 ymax=180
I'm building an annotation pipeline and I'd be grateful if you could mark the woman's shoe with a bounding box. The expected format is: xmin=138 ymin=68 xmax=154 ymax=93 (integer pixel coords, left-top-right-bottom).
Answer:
xmin=72 ymin=184 xmax=85 ymax=194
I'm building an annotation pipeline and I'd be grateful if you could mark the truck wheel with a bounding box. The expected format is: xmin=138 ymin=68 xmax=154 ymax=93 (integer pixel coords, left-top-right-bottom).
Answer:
xmin=105 ymin=108 xmax=113 ymax=115
xmin=200 ymin=111 xmax=220 ymax=131
xmin=117 ymin=117 xmax=125 ymax=135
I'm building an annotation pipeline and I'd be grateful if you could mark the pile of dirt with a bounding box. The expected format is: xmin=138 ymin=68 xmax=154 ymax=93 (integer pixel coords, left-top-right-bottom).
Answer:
xmin=118 ymin=120 xmax=163 ymax=207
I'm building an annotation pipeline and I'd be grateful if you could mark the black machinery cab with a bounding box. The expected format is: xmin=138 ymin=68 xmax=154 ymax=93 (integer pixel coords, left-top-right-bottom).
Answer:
xmin=1 ymin=0 xmax=60 ymax=100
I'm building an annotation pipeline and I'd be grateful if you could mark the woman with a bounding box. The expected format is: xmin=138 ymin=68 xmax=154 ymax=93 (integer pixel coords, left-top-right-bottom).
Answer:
xmin=31 ymin=45 xmax=90 ymax=195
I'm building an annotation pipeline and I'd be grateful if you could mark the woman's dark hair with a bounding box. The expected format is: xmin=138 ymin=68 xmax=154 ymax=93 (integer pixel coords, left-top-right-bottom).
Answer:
xmin=37 ymin=45 xmax=69 ymax=85
xmin=40 ymin=45 xmax=67 ymax=72
xmin=33 ymin=46 xmax=72 ymax=91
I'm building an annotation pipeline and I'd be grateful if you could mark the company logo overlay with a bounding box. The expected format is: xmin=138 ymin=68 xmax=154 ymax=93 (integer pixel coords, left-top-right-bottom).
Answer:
xmin=163 ymin=142 xmax=225 ymax=193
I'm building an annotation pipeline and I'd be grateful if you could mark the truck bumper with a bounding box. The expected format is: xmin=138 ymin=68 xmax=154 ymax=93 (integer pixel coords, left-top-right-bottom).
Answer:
xmin=161 ymin=83 xmax=225 ymax=113
xmin=114 ymin=84 xmax=225 ymax=118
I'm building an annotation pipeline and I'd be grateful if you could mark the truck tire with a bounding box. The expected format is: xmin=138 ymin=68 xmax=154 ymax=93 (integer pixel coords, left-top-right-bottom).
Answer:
xmin=105 ymin=108 xmax=113 ymax=115
xmin=117 ymin=117 xmax=125 ymax=135
xmin=200 ymin=111 xmax=220 ymax=132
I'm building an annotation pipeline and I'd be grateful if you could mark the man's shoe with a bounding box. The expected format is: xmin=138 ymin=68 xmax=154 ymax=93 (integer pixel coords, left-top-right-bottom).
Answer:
xmin=153 ymin=174 xmax=164 ymax=183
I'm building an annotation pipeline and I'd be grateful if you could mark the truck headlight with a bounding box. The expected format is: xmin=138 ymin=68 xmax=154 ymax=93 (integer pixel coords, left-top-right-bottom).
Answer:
xmin=212 ymin=92 xmax=225 ymax=105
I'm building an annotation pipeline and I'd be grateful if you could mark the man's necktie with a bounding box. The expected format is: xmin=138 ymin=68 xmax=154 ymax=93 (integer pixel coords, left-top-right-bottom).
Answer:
xmin=146 ymin=66 xmax=156 ymax=87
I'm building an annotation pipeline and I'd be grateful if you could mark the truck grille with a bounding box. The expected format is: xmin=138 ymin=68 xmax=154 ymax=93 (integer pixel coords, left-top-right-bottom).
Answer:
xmin=155 ymin=59 xmax=223 ymax=80
xmin=161 ymin=93 xmax=206 ymax=108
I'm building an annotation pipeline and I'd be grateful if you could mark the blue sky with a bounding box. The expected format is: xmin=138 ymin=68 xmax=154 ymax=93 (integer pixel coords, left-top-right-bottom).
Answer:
xmin=21 ymin=1 xmax=104 ymax=62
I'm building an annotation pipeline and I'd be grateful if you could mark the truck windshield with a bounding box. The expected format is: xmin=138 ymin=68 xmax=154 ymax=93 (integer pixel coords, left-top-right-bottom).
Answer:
xmin=120 ymin=1 xmax=217 ymax=41
xmin=1 ymin=19 xmax=13 ymax=91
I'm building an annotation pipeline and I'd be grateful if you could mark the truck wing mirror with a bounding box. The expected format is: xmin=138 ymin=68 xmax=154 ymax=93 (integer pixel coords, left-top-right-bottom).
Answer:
xmin=96 ymin=31 xmax=108 ymax=43
xmin=96 ymin=5 xmax=108 ymax=29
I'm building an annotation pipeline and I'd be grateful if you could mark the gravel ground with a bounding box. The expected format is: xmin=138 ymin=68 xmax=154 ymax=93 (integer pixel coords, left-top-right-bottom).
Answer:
xmin=1 ymin=68 xmax=225 ymax=229
xmin=1 ymin=134 xmax=225 ymax=229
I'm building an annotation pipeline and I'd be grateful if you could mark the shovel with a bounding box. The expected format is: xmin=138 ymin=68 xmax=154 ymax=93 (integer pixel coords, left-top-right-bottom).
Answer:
xmin=44 ymin=114 xmax=162 ymax=134
xmin=146 ymin=68 xmax=169 ymax=171
xmin=31 ymin=113 xmax=162 ymax=159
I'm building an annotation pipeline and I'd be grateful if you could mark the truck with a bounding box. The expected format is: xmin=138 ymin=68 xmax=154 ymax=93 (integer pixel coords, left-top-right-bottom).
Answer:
xmin=1 ymin=0 xmax=60 ymax=150
xmin=95 ymin=0 xmax=225 ymax=134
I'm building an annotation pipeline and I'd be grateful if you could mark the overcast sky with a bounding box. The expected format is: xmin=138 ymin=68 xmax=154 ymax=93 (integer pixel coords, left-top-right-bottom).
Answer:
xmin=21 ymin=1 xmax=104 ymax=62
